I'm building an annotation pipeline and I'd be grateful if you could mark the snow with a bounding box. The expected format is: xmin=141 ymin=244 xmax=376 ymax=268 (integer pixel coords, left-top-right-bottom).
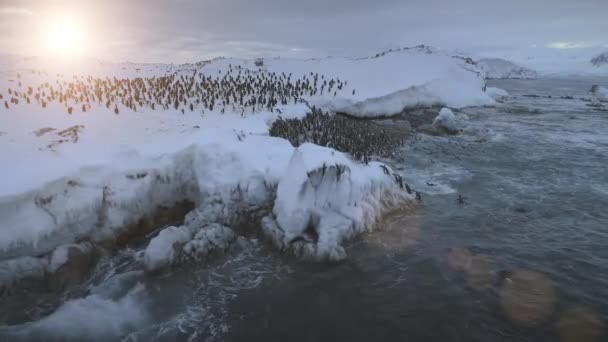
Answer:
xmin=140 ymin=143 xmax=414 ymax=268
xmin=433 ymin=108 xmax=459 ymax=134
xmin=143 ymin=226 xmax=193 ymax=271
xmin=476 ymin=58 xmax=537 ymax=79
xmin=263 ymin=144 xmax=414 ymax=261
xmin=295 ymin=47 xmax=494 ymax=117
xmin=0 ymin=46 xmax=485 ymax=282
xmin=486 ymin=87 xmax=510 ymax=101
xmin=48 ymin=244 xmax=71 ymax=273
xmin=0 ymin=48 xmax=492 ymax=196
xmin=198 ymin=48 xmax=494 ymax=117
xmin=144 ymin=223 xmax=236 ymax=271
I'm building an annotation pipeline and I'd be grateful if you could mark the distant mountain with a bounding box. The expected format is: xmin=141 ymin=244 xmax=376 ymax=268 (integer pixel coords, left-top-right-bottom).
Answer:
xmin=476 ymin=58 xmax=537 ymax=79
xmin=472 ymin=46 xmax=608 ymax=76
xmin=590 ymin=52 xmax=608 ymax=67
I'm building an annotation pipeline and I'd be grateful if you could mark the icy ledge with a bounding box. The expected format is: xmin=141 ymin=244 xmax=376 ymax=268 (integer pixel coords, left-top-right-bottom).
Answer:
xmin=143 ymin=144 xmax=415 ymax=270
xmin=1 ymin=138 xmax=415 ymax=286
xmin=261 ymin=144 xmax=415 ymax=261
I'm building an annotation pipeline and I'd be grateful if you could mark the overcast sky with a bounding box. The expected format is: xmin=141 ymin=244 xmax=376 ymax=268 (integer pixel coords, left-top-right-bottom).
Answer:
xmin=1 ymin=0 xmax=607 ymax=63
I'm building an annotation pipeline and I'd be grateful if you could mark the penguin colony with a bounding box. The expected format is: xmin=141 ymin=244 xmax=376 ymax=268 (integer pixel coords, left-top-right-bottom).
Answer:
xmin=1 ymin=65 xmax=351 ymax=115
xmin=269 ymin=107 xmax=408 ymax=163
xmin=2 ymin=67 xmax=423 ymax=206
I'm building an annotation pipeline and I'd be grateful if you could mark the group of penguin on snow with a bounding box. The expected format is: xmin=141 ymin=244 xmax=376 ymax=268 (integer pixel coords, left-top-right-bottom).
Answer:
xmin=1 ymin=64 xmax=353 ymax=116
xmin=0 ymin=63 xmax=484 ymax=205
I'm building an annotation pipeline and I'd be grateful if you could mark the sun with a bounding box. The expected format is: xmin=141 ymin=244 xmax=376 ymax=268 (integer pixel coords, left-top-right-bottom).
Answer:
xmin=43 ymin=14 xmax=88 ymax=59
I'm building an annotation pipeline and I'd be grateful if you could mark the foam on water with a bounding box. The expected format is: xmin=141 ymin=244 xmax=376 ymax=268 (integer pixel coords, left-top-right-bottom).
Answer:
xmin=3 ymin=283 xmax=149 ymax=341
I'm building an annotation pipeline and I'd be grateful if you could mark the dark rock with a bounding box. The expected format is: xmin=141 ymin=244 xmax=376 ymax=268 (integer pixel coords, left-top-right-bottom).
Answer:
xmin=46 ymin=243 xmax=98 ymax=291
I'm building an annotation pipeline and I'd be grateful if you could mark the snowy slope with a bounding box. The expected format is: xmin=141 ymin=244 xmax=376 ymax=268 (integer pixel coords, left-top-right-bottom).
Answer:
xmin=476 ymin=58 xmax=537 ymax=79
xmin=0 ymin=48 xmax=492 ymax=196
xmin=1 ymin=47 xmax=493 ymax=119
xmin=256 ymin=47 xmax=493 ymax=117
xmin=0 ymin=47 xmax=490 ymax=284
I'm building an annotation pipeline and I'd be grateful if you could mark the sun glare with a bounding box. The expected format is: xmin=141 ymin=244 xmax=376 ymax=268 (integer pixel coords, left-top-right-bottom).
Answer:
xmin=43 ymin=14 xmax=88 ymax=60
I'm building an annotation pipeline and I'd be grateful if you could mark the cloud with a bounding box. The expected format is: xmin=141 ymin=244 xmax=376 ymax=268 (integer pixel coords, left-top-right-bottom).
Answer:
xmin=0 ymin=0 xmax=607 ymax=62
xmin=546 ymin=42 xmax=598 ymax=49
xmin=0 ymin=7 xmax=35 ymax=15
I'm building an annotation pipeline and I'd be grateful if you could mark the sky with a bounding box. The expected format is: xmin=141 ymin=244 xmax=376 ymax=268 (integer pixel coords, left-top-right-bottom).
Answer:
xmin=0 ymin=0 xmax=607 ymax=64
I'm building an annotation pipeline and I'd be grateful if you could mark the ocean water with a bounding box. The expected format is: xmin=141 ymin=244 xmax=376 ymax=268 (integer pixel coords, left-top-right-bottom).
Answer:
xmin=1 ymin=77 xmax=607 ymax=341
xmin=223 ymin=77 xmax=608 ymax=342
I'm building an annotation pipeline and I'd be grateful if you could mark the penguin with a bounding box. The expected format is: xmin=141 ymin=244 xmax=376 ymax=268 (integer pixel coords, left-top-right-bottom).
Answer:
xmin=379 ymin=164 xmax=390 ymax=175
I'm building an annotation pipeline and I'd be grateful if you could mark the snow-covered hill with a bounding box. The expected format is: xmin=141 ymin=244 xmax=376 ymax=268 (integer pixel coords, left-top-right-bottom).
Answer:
xmin=476 ymin=58 xmax=537 ymax=79
xmin=1 ymin=47 xmax=492 ymax=117
xmin=0 ymin=47 xmax=492 ymax=287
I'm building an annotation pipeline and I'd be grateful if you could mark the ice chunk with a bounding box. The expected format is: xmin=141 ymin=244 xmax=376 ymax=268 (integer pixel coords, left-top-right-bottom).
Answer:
xmin=433 ymin=108 xmax=459 ymax=134
xmin=486 ymin=87 xmax=510 ymax=101
xmin=263 ymin=144 xmax=414 ymax=261
xmin=143 ymin=225 xmax=193 ymax=271
xmin=273 ymin=148 xmax=311 ymax=243
xmin=48 ymin=244 xmax=70 ymax=273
